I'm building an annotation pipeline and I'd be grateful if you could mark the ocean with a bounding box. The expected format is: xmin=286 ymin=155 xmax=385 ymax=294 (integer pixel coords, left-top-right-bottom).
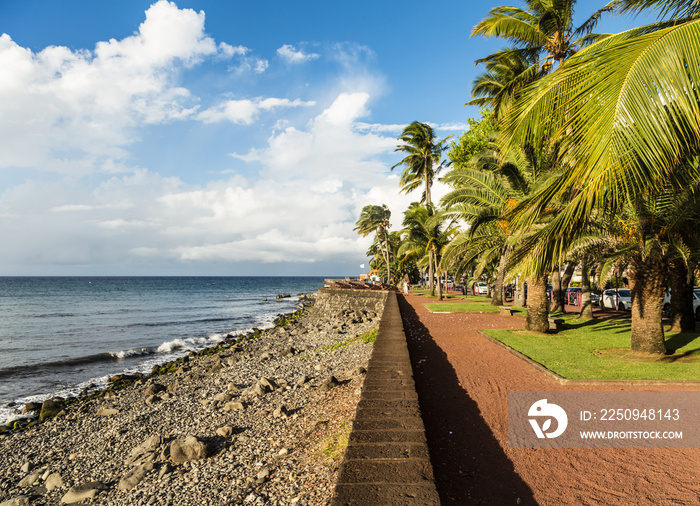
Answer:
xmin=0 ymin=276 xmax=326 ymax=425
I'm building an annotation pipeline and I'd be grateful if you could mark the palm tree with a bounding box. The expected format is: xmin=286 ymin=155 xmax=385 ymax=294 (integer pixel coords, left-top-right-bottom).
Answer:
xmin=472 ymin=0 xmax=608 ymax=71
xmin=468 ymin=50 xmax=542 ymax=119
xmin=355 ymin=204 xmax=393 ymax=284
xmin=400 ymin=204 xmax=457 ymax=299
xmin=500 ymin=14 xmax=700 ymax=353
xmin=392 ymin=122 xmax=453 ymax=208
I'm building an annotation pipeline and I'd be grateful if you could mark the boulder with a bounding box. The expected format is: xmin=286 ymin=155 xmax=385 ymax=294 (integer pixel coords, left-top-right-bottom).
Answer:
xmin=143 ymin=383 xmax=166 ymax=396
xmin=21 ymin=402 xmax=41 ymax=414
xmin=321 ymin=376 xmax=339 ymax=392
xmin=145 ymin=395 xmax=161 ymax=405
xmin=223 ymin=401 xmax=245 ymax=412
xmin=39 ymin=398 xmax=65 ymax=422
xmin=0 ymin=496 xmax=32 ymax=506
xmin=126 ymin=435 xmax=163 ymax=466
xmin=169 ymin=436 xmax=212 ymax=464
xmin=273 ymin=405 xmax=289 ymax=419
xmin=18 ymin=471 xmax=41 ymax=488
xmin=215 ymin=426 xmax=234 ymax=437
xmin=60 ymin=481 xmax=107 ymax=504
xmin=45 ymin=472 xmax=64 ymax=492
xmin=118 ymin=463 xmax=153 ymax=491
xmin=96 ymin=406 xmax=119 ymax=417
xmin=213 ymin=392 xmax=234 ymax=403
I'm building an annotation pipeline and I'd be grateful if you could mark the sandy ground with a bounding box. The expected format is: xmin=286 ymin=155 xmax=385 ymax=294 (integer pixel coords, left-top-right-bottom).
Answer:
xmin=399 ymin=292 xmax=700 ymax=506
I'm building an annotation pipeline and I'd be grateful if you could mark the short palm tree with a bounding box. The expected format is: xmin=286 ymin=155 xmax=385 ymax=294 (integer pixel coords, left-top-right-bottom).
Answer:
xmin=355 ymin=204 xmax=393 ymax=284
xmin=400 ymin=204 xmax=457 ymax=299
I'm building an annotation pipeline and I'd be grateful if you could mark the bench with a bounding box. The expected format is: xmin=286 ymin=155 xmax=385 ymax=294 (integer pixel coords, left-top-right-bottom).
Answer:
xmin=548 ymin=317 xmax=565 ymax=331
xmin=499 ymin=305 xmax=513 ymax=316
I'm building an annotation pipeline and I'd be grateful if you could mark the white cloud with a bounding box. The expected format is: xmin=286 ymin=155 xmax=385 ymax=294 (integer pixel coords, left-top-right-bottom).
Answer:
xmin=277 ymin=44 xmax=320 ymax=64
xmin=0 ymin=91 xmax=425 ymax=273
xmin=196 ymin=97 xmax=316 ymax=124
xmin=217 ymin=42 xmax=248 ymax=58
xmin=0 ymin=0 xmax=217 ymax=174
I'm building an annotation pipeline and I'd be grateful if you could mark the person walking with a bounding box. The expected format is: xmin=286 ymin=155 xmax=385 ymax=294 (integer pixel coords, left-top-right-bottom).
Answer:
xmin=403 ymin=274 xmax=410 ymax=295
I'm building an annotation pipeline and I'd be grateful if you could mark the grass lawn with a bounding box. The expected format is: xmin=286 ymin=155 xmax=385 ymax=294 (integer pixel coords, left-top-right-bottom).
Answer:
xmin=425 ymin=302 xmax=526 ymax=314
xmin=485 ymin=314 xmax=700 ymax=381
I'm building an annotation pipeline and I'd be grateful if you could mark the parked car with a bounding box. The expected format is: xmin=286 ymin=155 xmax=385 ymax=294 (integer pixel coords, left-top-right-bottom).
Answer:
xmin=662 ymin=288 xmax=700 ymax=319
xmin=601 ymin=289 xmax=632 ymax=310
xmin=473 ymin=282 xmax=488 ymax=295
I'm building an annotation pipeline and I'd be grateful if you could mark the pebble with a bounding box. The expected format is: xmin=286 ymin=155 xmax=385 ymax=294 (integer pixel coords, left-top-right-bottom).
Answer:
xmin=0 ymin=302 xmax=378 ymax=506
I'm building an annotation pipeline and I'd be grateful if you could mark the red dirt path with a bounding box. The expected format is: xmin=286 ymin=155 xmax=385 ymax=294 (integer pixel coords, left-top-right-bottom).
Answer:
xmin=399 ymin=292 xmax=700 ymax=505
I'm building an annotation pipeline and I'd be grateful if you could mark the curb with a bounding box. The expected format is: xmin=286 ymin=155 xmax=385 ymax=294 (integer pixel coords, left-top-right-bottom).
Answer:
xmin=477 ymin=330 xmax=700 ymax=386
xmin=331 ymin=291 xmax=440 ymax=505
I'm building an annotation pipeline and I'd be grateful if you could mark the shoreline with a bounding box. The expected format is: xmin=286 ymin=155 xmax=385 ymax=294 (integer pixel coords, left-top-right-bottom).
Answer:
xmin=0 ymin=293 xmax=315 ymax=428
xmin=0 ymin=294 xmax=379 ymax=505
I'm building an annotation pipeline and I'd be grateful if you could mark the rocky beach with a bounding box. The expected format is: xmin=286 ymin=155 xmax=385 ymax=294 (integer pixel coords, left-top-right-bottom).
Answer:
xmin=0 ymin=294 xmax=380 ymax=506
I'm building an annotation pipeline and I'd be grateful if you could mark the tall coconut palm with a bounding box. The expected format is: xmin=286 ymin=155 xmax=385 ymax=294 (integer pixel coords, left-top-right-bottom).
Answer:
xmin=355 ymin=204 xmax=393 ymax=284
xmin=392 ymin=122 xmax=453 ymax=208
xmin=472 ymin=0 xmax=609 ymax=71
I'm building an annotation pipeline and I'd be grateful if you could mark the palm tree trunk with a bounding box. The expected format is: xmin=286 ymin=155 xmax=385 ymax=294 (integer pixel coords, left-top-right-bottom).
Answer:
xmin=429 ymin=249 xmax=435 ymax=296
xmin=580 ymin=256 xmax=594 ymax=319
xmin=435 ymin=248 xmax=443 ymax=301
xmin=560 ymin=262 xmax=576 ymax=312
xmin=551 ymin=267 xmax=563 ymax=312
xmin=629 ymin=259 xmax=667 ymax=355
xmin=491 ymin=249 xmax=508 ymax=306
xmin=669 ymin=261 xmax=695 ymax=333
xmin=383 ymin=228 xmax=392 ymax=284
xmin=526 ymin=274 xmax=549 ymax=333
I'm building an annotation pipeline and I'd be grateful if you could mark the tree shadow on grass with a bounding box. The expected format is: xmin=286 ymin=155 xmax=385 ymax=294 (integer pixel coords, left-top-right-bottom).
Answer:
xmin=398 ymin=295 xmax=537 ymax=505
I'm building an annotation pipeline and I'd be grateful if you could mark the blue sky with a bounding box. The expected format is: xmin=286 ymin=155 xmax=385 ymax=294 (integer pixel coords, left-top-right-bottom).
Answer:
xmin=0 ymin=0 xmax=657 ymax=276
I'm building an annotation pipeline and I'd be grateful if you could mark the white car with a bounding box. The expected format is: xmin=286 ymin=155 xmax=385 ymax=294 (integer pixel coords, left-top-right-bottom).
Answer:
xmin=663 ymin=288 xmax=700 ymax=319
xmin=473 ymin=282 xmax=488 ymax=295
xmin=601 ymin=289 xmax=632 ymax=310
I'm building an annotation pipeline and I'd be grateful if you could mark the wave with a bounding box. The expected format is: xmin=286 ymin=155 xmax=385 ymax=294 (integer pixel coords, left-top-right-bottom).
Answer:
xmin=125 ymin=316 xmax=242 ymax=328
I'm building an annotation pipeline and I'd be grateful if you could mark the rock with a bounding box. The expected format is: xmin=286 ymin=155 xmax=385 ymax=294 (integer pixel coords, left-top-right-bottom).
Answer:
xmin=21 ymin=402 xmax=40 ymax=414
xmin=259 ymin=352 xmax=272 ymax=361
xmin=19 ymin=462 xmax=33 ymax=474
xmin=213 ymin=392 xmax=234 ymax=402
xmin=259 ymin=377 xmax=277 ymax=391
xmin=321 ymin=376 xmax=339 ymax=392
xmin=60 ymin=481 xmax=107 ymax=504
xmin=0 ymin=496 xmax=31 ymax=506
xmin=45 ymin=472 xmax=64 ymax=491
xmin=18 ymin=470 xmax=41 ymax=487
xmin=223 ymin=401 xmax=245 ymax=411
xmin=145 ymin=395 xmax=162 ymax=405
xmin=39 ymin=398 xmax=65 ymax=421
xmin=96 ymin=406 xmax=119 ymax=416
xmin=226 ymin=382 xmax=238 ymax=392
xmin=143 ymin=383 xmax=166 ymax=396
xmin=276 ymin=293 xmax=291 ymax=299
xmin=215 ymin=426 xmax=234 ymax=437
xmin=158 ymin=463 xmax=174 ymax=480
xmin=255 ymin=468 xmax=270 ymax=484
xmin=169 ymin=436 xmax=212 ymax=464
xmin=272 ymin=405 xmax=289 ymax=419
xmin=278 ymin=448 xmax=288 ymax=456
xmin=166 ymin=383 xmax=179 ymax=393
xmin=118 ymin=463 xmax=153 ymax=490
xmin=296 ymin=375 xmax=310 ymax=386
xmin=126 ymin=435 xmax=163 ymax=466
xmin=280 ymin=346 xmax=295 ymax=357
xmin=354 ymin=366 xmax=367 ymax=375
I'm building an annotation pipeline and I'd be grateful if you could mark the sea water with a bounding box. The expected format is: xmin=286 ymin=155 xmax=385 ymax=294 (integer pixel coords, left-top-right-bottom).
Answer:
xmin=0 ymin=276 xmax=326 ymax=424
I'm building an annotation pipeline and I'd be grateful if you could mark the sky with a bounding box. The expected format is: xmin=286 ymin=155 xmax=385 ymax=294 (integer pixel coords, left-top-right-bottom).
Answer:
xmin=0 ymin=0 xmax=657 ymax=276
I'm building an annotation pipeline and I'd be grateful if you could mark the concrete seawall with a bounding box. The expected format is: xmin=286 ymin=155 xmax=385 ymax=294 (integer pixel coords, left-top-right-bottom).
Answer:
xmin=331 ymin=290 xmax=439 ymax=505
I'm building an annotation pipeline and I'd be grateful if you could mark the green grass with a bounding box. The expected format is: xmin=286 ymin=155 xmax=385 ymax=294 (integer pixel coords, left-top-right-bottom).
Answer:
xmin=426 ymin=302 xmax=526 ymax=314
xmin=320 ymin=327 xmax=378 ymax=351
xmin=485 ymin=315 xmax=700 ymax=381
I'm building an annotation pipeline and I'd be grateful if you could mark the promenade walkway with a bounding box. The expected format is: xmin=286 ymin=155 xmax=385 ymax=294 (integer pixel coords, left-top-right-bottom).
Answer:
xmin=398 ymin=292 xmax=700 ymax=505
